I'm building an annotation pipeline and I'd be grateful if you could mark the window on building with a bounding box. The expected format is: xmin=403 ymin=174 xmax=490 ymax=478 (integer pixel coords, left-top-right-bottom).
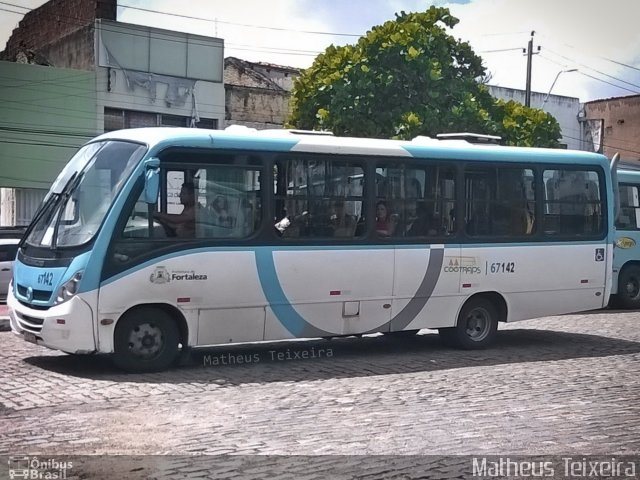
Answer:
xmin=104 ymin=108 xmax=124 ymax=132
xmin=104 ymin=108 xmax=218 ymax=132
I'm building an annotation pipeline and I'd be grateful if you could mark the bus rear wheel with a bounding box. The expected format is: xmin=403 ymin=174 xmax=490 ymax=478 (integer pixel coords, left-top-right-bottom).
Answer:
xmin=439 ymin=297 xmax=498 ymax=349
xmin=113 ymin=307 xmax=180 ymax=372
xmin=617 ymin=265 xmax=640 ymax=309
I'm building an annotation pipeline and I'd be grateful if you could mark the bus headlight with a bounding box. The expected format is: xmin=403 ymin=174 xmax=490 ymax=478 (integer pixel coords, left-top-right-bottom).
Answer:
xmin=55 ymin=271 xmax=83 ymax=304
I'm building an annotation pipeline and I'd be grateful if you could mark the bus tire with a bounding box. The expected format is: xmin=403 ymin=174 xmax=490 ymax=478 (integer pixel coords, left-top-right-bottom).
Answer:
xmin=113 ymin=307 xmax=180 ymax=373
xmin=439 ymin=297 xmax=498 ymax=349
xmin=617 ymin=265 xmax=640 ymax=309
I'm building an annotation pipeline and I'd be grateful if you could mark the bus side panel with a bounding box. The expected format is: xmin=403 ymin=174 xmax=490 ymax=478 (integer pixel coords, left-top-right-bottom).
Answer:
xmin=460 ymin=243 xmax=607 ymax=321
xmin=98 ymin=251 xmax=268 ymax=351
xmin=263 ymin=249 xmax=394 ymax=338
xmin=391 ymin=245 xmax=461 ymax=330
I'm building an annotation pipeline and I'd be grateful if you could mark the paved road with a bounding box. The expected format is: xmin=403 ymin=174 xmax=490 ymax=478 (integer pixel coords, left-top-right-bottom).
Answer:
xmin=0 ymin=310 xmax=639 ymax=478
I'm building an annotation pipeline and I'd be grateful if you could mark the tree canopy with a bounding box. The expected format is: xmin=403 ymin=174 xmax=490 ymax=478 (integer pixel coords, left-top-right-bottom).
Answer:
xmin=287 ymin=6 xmax=561 ymax=148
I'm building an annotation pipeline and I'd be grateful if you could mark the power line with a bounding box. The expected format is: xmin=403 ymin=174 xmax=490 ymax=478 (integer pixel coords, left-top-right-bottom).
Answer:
xmin=607 ymin=59 xmax=640 ymax=73
xmin=0 ymin=125 xmax=96 ymax=138
xmin=0 ymin=1 xmax=28 ymax=10
xmin=558 ymin=131 xmax=640 ymax=158
xmin=539 ymin=54 xmax=640 ymax=95
xmin=544 ymin=48 xmax=640 ymax=90
xmin=0 ymin=71 xmax=96 ymax=89
xmin=478 ymin=47 xmax=523 ymax=54
xmin=0 ymin=6 xmax=27 ymax=15
xmin=1 ymin=80 xmax=228 ymax=118
xmin=577 ymin=71 xmax=640 ymax=95
xmin=479 ymin=30 xmax=530 ymax=37
xmin=117 ymin=3 xmax=363 ymax=38
xmin=536 ymin=30 xmax=640 ymax=74
xmin=0 ymin=139 xmax=81 ymax=148
xmin=0 ymin=5 xmax=328 ymax=62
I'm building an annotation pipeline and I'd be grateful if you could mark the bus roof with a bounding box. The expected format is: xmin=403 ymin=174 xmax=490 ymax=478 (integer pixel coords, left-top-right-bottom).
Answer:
xmin=91 ymin=127 xmax=609 ymax=166
xmin=617 ymin=164 xmax=640 ymax=183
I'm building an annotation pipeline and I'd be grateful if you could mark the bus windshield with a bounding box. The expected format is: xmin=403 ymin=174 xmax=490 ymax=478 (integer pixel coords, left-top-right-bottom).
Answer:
xmin=26 ymin=140 xmax=147 ymax=249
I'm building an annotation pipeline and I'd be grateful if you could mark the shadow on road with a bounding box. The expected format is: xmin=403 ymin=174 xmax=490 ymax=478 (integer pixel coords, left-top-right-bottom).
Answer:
xmin=22 ymin=326 xmax=640 ymax=385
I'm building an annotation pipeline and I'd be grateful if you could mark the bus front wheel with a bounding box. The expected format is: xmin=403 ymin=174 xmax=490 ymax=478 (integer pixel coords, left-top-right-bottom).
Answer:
xmin=113 ymin=307 xmax=180 ymax=372
xmin=617 ymin=265 xmax=640 ymax=309
xmin=439 ymin=297 xmax=498 ymax=349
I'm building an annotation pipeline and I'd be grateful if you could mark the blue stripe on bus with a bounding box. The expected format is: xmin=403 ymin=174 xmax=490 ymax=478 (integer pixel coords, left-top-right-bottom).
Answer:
xmin=403 ymin=144 xmax=608 ymax=164
xmin=94 ymin=240 xmax=609 ymax=290
xmin=97 ymin=244 xmax=419 ymax=289
xmin=95 ymin=244 xmax=445 ymax=338
xmin=254 ymin=247 xmax=333 ymax=337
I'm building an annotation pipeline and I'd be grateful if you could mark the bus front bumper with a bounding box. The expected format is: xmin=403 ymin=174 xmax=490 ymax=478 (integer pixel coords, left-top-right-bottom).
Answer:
xmin=8 ymin=288 xmax=96 ymax=354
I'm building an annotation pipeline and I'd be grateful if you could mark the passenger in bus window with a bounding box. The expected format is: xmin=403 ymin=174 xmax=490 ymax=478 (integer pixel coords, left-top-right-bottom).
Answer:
xmin=275 ymin=201 xmax=309 ymax=237
xmin=406 ymin=203 xmax=437 ymax=236
xmin=153 ymin=181 xmax=196 ymax=238
xmin=376 ymin=201 xmax=397 ymax=237
xmin=239 ymin=198 xmax=255 ymax=236
xmin=210 ymin=195 xmax=234 ymax=228
xmin=330 ymin=201 xmax=357 ymax=237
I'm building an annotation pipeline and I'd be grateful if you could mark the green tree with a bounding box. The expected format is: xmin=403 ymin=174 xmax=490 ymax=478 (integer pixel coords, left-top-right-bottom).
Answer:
xmin=287 ymin=6 xmax=561 ymax=148
xmin=492 ymin=100 xmax=562 ymax=147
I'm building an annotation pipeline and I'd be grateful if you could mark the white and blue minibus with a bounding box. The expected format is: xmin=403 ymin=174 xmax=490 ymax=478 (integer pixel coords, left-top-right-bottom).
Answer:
xmin=9 ymin=127 xmax=615 ymax=371
xmin=612 ymin=164 xmax=640 ymax=308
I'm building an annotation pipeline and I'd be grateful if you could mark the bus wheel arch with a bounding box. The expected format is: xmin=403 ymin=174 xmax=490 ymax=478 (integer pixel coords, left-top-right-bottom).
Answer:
xmin=439 ymin=292 xmax=505 ymax=349
xmin=616 ymin=263 xmax=640 ymax=309
xmin=112 ymin=303 xmax=188 ymax=372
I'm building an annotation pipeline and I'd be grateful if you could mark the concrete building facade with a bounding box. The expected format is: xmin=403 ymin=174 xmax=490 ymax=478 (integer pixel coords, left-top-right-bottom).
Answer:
xmin=0 ymin=0 xmax=225 ymax=226
xmin=488 ymin=86 xmax=582 ymax=150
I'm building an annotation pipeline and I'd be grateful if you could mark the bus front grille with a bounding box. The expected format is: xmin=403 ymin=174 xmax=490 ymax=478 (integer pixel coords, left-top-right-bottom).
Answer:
xmin=16 ymin=284 xmax=52 ymax=302
xmin=16 ymin=313 xmax=44 ymax=334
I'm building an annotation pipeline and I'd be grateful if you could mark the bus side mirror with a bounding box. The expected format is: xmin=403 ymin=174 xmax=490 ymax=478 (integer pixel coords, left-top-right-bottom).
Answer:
xmin=144 ymin=157 xmax=160 ymax=204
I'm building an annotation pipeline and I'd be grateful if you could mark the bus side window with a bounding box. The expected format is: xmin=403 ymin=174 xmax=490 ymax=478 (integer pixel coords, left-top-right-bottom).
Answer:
xmin=274 ymin=158 xmax=365 ymax=240
xmin=543 ymin=169 xmax=603 ymax=236
xmin=617 ymin=185 xmax=639 ymax=230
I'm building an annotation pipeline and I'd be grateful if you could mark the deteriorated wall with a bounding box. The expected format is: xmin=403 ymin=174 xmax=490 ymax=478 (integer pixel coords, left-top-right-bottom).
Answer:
xmin=584 ymin=95 xmax=640 ymax=162
xmin=0 ymin=0 xmax=116 ymax=69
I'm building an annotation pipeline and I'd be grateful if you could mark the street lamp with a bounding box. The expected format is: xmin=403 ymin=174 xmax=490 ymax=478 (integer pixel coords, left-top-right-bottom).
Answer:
xmin=542 ymin=68 xmax=578 ymax=105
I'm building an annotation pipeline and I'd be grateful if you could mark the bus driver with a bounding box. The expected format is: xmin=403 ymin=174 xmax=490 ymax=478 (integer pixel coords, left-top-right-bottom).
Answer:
xmin=154 ymin=181 xmax=197 ymax=238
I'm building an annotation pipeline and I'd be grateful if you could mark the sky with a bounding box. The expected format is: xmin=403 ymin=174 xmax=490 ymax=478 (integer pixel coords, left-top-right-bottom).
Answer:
xmin=1 ymin=0 xmax=640 ymax=102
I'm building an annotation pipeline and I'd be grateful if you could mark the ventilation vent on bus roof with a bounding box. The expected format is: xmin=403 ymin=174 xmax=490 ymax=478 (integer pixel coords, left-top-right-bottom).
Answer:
xmin=435 ymin=132 xmax=502 ymax=144
xmin=256 ymin=128 xmax=334 ymax=137
xmin=411 ymin=135 xmax=438 ymax=144
xmin=289 ymin=129 xmax=334 ymax=136
xmin=224 ymin=125 xmax=259 ymax=134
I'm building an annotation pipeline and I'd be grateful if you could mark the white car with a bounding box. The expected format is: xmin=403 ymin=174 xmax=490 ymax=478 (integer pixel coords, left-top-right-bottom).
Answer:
xmin=0 ymin=238 xmax=19 ymax=302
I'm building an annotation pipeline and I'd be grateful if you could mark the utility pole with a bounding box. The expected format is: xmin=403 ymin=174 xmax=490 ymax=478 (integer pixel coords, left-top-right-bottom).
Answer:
xmin=523 ymin=31 xmax=540 ymax=107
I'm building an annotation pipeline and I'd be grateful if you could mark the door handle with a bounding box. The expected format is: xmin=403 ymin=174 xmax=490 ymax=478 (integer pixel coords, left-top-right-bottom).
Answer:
xmin=1 ymin=268 xmax=9 ymax=272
